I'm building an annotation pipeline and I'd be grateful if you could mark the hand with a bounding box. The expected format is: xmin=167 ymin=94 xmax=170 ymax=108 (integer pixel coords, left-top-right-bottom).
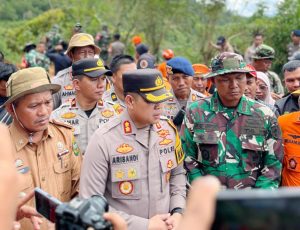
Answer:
xmin=14 ymin=190 xmax=43 ymax=230
xmin=103 ymin=212 xmax=127 ymax=230
xmin=177 ymin=176 xmax=220 ymax=230
xmin=165 ymin=213 xmax=182 ymax=230
xmin=148 ymin=214 xmax=170 ymax=230
xmin=271 ymin=92 xmax=282 ymax=100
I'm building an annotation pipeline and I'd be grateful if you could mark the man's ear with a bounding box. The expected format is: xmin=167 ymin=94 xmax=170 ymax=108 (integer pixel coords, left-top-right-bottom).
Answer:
xmin=6 ymin=104 xmax=14 ymax=116
xmin=73 ymin=79 xmax=80 ymax=91
xmin=124 ymin=94 xmax=134 ymax=110
xmin=166 ymin=74 xmax=170 ymax=82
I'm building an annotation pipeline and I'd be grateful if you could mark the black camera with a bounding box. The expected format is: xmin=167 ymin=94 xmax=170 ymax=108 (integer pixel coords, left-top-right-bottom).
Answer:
xmin=35 ymin=188 xmax=113 ymax=230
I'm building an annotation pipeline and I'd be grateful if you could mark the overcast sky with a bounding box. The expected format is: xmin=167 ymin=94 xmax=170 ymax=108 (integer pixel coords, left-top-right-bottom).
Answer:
xmin=226 ymin=0 xmax=283 ymax=17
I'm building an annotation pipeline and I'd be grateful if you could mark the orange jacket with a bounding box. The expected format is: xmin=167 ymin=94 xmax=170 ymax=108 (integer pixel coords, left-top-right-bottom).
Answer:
xmin=157 ymin=62 xmax=171 ymax=91
xmin=278 ymin=111 xmax=300 ymax=186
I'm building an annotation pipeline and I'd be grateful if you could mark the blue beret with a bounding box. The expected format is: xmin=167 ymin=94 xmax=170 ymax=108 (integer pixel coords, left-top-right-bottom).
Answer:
xmin=293 ymin=30 xmax=300 ymax=36
xmin=166 ymin=57 xmax=194 ymax=76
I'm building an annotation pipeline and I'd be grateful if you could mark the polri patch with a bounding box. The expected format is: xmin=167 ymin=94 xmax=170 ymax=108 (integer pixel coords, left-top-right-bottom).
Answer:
xmin=119 ymin=181 xmax=133 ymax=195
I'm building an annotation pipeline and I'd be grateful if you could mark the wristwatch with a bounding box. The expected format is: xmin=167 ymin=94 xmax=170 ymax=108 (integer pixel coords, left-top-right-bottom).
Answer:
xmin=170 ymin=207 xmax=184 ymax=215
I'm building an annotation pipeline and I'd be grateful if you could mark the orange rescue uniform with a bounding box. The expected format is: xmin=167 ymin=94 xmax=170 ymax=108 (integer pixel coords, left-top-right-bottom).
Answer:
xmin=278 ymin=111 xmax=300 ymax=186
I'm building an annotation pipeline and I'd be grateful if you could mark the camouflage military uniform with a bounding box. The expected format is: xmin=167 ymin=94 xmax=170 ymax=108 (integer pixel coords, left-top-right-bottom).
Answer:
xmin=266 ymin=71 xmax=284 ymax=95
xmin=181 ymin=92 xmax=283 ymax=189
xmin=252 ymin=44 xmax=284 ymax=95
xmin=36 ymin=52 xmax=50 ymax=71
xmin=51 ymin=98 xmax=116 ymax=153
xmin=26 ymin=50 xmax=51 ymax=71
xmin=51 ymin=67 xmax=75 ymax=109
xmin=25 ymin=50 xmax=38 ymax=67
xmin=102 ymin=86 xmax=126 ymax=115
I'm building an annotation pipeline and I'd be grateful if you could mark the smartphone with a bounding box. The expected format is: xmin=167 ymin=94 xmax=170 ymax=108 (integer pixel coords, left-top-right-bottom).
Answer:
xmin=212 ymin=188 xmax=300 ymax=230
xmin=34 ymin=187 xmax=62 ymax=223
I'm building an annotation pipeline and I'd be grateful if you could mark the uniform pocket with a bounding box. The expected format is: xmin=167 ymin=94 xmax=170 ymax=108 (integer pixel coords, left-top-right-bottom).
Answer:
xmin=53 ymin=158 xmax=71 ymax=197
xmin=193 ymin=132 xmax=219 ymax=167
xmin=111 ymin=180 xmax=141 ymax=200
xmin=110 ymin=153 xmax=141 ymax=200
xmin=240 ymin=135 xmax=264 ymax=172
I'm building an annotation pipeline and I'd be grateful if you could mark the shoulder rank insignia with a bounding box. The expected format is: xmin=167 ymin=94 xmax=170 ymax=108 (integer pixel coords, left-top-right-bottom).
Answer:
xmin=155 ymin=122 xmax=162 ymax=130
xmin=101 ymin=109 xmax=114 ymax=118
xmin=116 ymin=143 xmax=133 ymax=154
xmin=113 ymin=103 xmax=124 ymax=115
xmin=192 ymin=94 xmax=196 ymax=101
xmin=123 ymin=120 xmax=132 ymax=134
xmin=98 ymin=99 xmax=104 ymax=107
xmin=61 ymin=112 xmax=77 ymax=119
xmin=111 ymin=92 xmax=118 ymax=102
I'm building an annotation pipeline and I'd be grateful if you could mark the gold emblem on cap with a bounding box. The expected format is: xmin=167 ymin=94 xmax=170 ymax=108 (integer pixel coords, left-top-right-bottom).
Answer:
xmin=97 ymin=59 xmax=104 ymax=67
xmin=155 ymin=76 xmax=163 ymax=87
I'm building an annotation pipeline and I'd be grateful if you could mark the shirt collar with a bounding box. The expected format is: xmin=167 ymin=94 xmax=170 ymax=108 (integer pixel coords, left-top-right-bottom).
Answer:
xmin=210 ymin=92 xmax=252 ymax=115
xmin=10 ymin=121 xmax=54 ymax=151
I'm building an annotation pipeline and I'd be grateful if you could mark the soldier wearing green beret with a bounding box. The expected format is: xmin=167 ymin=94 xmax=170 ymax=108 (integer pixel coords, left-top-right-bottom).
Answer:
xmin=181 ymin=52 xmax=283 ymax=189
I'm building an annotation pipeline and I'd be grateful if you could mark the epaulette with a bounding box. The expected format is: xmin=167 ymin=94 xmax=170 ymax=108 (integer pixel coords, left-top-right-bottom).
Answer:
xmin=53 ymin=67 xmax=71 ymax=79
xmin=50 ymin=119 xmax=73 ymax=129
xmin=97 ymin=117 xmax=120 ymax=135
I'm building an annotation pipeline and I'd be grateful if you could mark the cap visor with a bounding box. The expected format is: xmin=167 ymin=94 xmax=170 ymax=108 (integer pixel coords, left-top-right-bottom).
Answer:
xmin=141 ymin=88 xmax=173 ymax=103
xmin=84 ymin=69 xmax=112 ymax=77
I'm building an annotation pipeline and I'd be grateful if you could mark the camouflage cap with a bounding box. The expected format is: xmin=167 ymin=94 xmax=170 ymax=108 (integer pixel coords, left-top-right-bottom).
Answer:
xmin=205 ymin=52 xmax=249 ymax=79
xmin=4 ymin=67 xmax=60 ymax=106
xmin=66 ymin=33 xmax=101 ymax=57
xmin=252 ymin=44 xmax=275 ymax=60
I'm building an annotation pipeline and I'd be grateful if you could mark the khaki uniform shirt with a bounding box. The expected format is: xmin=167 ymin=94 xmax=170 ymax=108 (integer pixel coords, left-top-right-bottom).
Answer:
xmin=162 ymin=89 xmax=205 ymax=130
xmin=51 ymin=98 xmax=116 ymax=153
xmin=79 ymin=111 xmax=186 ymax=230
xmin=102 ymin=86 xmax=126 ymax=115
xmin=52 ymin=67 xmax=75 ymax=109
xmin=10 ymin=120 xmax=82 ymax=230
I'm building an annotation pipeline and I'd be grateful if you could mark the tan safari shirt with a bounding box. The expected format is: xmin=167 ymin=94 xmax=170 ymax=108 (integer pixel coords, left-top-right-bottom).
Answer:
xmin=51 ymin=98 xmax=116 ymax=153
xmin=79 ymin=111 xmax=186 ymax=230
xmin=10 ymin=120 xmax=82 ymax=230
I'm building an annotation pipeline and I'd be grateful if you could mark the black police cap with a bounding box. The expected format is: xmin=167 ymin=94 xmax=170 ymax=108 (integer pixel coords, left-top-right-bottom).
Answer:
xmin=72 ymin=58 xmax=112 ymax=78
xmin=123 ymin=69 xmax=173 ymax=103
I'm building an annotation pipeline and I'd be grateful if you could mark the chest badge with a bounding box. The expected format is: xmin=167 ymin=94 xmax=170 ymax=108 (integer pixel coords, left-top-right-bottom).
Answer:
xmin=119 ymin=181 xmax=133 ymax=195
xmin=61 ymin=112 xmax=77 ymax=119
xmin=116 ymin=143 xmax=133 ymax=154
xmin=101 ymin=109 xmax=114 ymax=118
